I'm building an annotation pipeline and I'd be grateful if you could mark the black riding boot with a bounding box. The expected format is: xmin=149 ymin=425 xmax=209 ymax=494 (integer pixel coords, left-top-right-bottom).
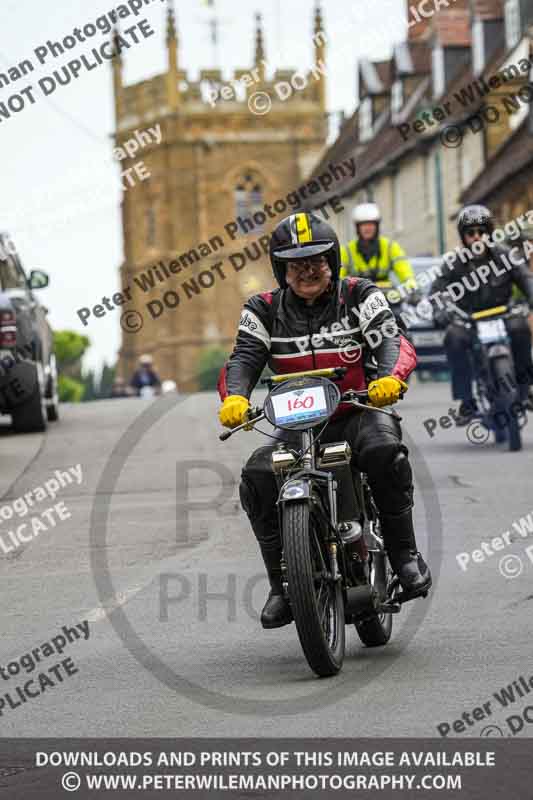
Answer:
xmin=380 ymin=509 xmax=432 ymax=598
xmin=260 ymin=546 xmax=293 ymax=629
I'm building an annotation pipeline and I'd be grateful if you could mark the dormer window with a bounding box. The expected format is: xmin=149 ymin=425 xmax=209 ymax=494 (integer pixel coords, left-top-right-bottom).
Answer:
xmin=505 ymin=0 xmax=521 ymax=49
xmin=391 ymin=80 xmax=404 ymax=121
xmin=432 ymin=45 xmax=445 ymax=98
xmin=472 ymin=17 xmax=485 ymax=75
xmin=359 ymin=97 xmax=373 ymax=142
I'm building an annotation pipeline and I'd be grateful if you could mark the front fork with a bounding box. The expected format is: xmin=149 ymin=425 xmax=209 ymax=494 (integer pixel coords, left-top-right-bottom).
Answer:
xmin=276 ymin=469 xmax=341 ymax=597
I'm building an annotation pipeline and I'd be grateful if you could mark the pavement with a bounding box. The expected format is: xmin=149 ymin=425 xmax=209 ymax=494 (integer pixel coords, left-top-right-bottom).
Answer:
xmin=0 ymin=380 xmax=532 ymax=738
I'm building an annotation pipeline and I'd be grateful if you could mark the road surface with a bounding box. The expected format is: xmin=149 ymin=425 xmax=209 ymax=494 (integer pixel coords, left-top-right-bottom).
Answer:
xmin=1 ymin=381 xmax=532 ymax=738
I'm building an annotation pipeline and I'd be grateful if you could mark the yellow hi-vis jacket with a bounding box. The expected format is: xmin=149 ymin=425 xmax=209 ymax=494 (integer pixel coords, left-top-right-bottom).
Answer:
xmin=340 ymin=236 xmax=417 ymax=293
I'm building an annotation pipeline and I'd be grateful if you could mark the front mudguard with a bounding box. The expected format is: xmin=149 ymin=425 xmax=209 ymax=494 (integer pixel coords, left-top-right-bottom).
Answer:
xmin=278 ymin=478 xmax=312 ymax=505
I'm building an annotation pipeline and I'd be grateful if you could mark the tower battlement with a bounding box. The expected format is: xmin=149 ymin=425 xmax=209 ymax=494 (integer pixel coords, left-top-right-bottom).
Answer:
xmin=113 ymin=4 xmax=327 ymax=131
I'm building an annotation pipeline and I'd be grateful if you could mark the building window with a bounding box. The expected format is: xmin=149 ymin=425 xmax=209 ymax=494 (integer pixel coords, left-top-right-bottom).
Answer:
xmin=391 ymin=80 xmax=404 ymax=121
xmin=359 ymin=97 xmax=373 ymax=143
xmin=392 ymin=173 xmax=403 ymax=232
xmin=505 ymin=0 xmax=521 ymax=49
xmin=423 ymin=157 xmax=436 ymax=217
xmin=234 ymin=172 xmax=264 ymax=229
xmin=472 ymin=17 xmax=485 ymax=75
xmin=432 ymin=45 xmax=445 ymax=98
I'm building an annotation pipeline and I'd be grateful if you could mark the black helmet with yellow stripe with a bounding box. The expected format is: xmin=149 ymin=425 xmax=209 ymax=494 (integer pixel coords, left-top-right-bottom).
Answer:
xmin=269 ymin=213 xmax=341 ymax=288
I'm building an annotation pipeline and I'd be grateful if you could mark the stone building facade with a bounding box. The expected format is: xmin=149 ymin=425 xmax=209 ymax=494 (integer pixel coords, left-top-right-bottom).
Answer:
xmin=112 ymin=4 xmax=328 ymax=390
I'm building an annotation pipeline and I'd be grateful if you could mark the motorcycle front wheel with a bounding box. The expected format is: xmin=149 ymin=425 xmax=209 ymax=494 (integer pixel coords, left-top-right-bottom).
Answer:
xmin=283 ymin=501 xmax=345 ymax=677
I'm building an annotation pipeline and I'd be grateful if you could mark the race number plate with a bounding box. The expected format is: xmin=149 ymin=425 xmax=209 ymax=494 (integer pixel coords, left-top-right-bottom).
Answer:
xmin=271 ymin=385 xmax=327 ymax=425
xmin=477 ymin=319 xmax=506 ymax=344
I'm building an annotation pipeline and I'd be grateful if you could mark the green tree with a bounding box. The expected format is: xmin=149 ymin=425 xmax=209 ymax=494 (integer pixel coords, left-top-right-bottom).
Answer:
xmin=58 ymin=375 xmax=85 ymax=402
xmin=197 ymin=346 xmax=228 ymax=391
xmin=54 ymin=330 xmax=90 ymax=379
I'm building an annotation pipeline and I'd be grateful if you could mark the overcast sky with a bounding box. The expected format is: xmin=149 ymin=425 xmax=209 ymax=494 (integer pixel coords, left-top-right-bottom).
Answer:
xmin=1 ymin=0 xmax=407 ymax=372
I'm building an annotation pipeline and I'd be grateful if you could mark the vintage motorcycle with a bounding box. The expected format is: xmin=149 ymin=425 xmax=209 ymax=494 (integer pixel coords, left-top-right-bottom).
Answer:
xmin=220 ymin=366 xmax=420 ymax=678
xmin=448 ymin=303 xmax=528 ymax=452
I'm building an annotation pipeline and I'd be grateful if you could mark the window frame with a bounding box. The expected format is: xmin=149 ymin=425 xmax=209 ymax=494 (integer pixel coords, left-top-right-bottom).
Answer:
xmin=505 ymin=0 xmax=521 ymax=50
xmin=391 ymin=79 xmax=404 ymax=121
xmin=359 ymin=97 xmax=373 ymax=143
xmin=472 ymin=17 xmax=486 ymax=75
xmin=432 ymin=45 xmax=445 ymax=99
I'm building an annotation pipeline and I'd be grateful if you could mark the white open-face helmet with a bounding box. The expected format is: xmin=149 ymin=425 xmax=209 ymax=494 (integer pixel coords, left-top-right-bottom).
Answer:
xmin=352 ymin=202 xmax=381 ymax=225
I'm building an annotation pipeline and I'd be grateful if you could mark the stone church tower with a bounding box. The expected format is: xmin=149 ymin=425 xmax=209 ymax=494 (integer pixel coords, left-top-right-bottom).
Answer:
xmin=113 ymin=3 xmax=328 ymax=390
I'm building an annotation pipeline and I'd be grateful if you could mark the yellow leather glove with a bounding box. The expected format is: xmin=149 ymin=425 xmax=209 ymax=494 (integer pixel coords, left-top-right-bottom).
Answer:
xmin=218 ymin=395 xmax=250 ymax=429
xmin=368 ymin=376 xmax=408 ymax=408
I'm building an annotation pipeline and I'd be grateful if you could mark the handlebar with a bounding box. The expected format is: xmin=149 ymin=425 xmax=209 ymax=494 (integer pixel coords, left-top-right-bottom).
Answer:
xmin=261 ymin=367 xmax=347 ymax=386
xmin=218 ymin=406 xmax=263 ymax=441
xmin=446 ymin=302 xmax=528 ymax=325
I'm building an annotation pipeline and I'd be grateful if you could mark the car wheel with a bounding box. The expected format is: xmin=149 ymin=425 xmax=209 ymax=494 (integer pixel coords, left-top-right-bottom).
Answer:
xmin=12 ymin=370 xmax=48 ymax=434
xmin=46 ymin=358 xmax=59 ymax=422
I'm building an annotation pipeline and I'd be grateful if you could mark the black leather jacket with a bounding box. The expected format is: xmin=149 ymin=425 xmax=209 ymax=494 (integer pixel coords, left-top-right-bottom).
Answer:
xmin=218 ymin=277 xmax=417 ymax=414
xmin=429 ymin=245 xmax=533 ymax=327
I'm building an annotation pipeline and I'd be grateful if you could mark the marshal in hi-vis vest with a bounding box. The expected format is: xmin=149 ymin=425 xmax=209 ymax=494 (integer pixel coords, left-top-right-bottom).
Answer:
xmin=340 ymin=236 xmax=416 ymax=291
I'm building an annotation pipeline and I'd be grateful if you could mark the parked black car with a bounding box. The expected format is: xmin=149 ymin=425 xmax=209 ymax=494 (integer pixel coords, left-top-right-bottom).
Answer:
xmin=0 ymin=232 xmax=58 ymax=432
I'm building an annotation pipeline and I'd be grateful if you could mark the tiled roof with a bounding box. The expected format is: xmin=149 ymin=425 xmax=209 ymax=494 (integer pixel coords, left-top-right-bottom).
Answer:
xmin=374 ymin=60 xmax=393 ymax=92
xmin=409 ymin=40 xmax=432 ymax=74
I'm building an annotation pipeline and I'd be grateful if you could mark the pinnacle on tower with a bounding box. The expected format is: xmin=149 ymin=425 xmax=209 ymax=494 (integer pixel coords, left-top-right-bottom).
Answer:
xmin=254 ymin=13 xmax=266 ymax=82
xmin=313 ymin=2 xmax=326 ymax=111
xmin=166 ymin=0 xmax=180 ymax=110
xmin=167 ymin=0 xmax=177 ymax=45
xmin=111 ymin=26 xmax=124 ymax=123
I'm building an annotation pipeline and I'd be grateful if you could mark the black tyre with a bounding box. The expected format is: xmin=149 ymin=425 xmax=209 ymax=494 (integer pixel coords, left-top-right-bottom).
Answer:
xmin=355 ymin=547 xmax=393 ymax=647
xmin=12 ymin=384 xmax=47 ymax=433
xmin=283 ymin=501 xmax=345 ymax=677
xmin=46 ymin=374 xmax=59 ymax=422
xmin=491 ymin=356 xmax=522 ymax=452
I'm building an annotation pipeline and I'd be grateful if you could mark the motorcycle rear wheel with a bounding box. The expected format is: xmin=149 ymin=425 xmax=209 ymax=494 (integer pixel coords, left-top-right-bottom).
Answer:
xmin=283 ymin=501 xmax=345 ymax=677
xmin=355 ymin=549 xmax=393 ymax=647
xmin=491 ymin=355 xmax=522 ymax=452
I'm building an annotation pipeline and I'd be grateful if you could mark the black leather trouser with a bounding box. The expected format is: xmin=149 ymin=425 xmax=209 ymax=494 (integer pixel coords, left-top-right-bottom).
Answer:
xmin=444 ymin=317 xmax=533 ymax=403
xmin=239 ymin=409 xmax=413 ymax=554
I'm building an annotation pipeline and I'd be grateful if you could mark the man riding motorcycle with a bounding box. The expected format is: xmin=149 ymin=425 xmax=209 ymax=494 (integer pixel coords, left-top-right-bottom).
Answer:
xmin=218 ymin=213 xmax=431 ymax=629
xmin=340 ymin=203 xmax=420 ymax=310
xmin=429 ymin=205 xmax=533 ymax=425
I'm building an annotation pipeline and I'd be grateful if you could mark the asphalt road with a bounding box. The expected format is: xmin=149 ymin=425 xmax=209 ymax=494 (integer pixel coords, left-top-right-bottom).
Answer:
xmin=1 ymin=381 xmax=532 ymax=738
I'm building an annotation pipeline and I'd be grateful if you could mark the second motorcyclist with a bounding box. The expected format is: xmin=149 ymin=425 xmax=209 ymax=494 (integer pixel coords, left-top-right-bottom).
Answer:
xmin=430 ymin=205 xmax=533 ymax=425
